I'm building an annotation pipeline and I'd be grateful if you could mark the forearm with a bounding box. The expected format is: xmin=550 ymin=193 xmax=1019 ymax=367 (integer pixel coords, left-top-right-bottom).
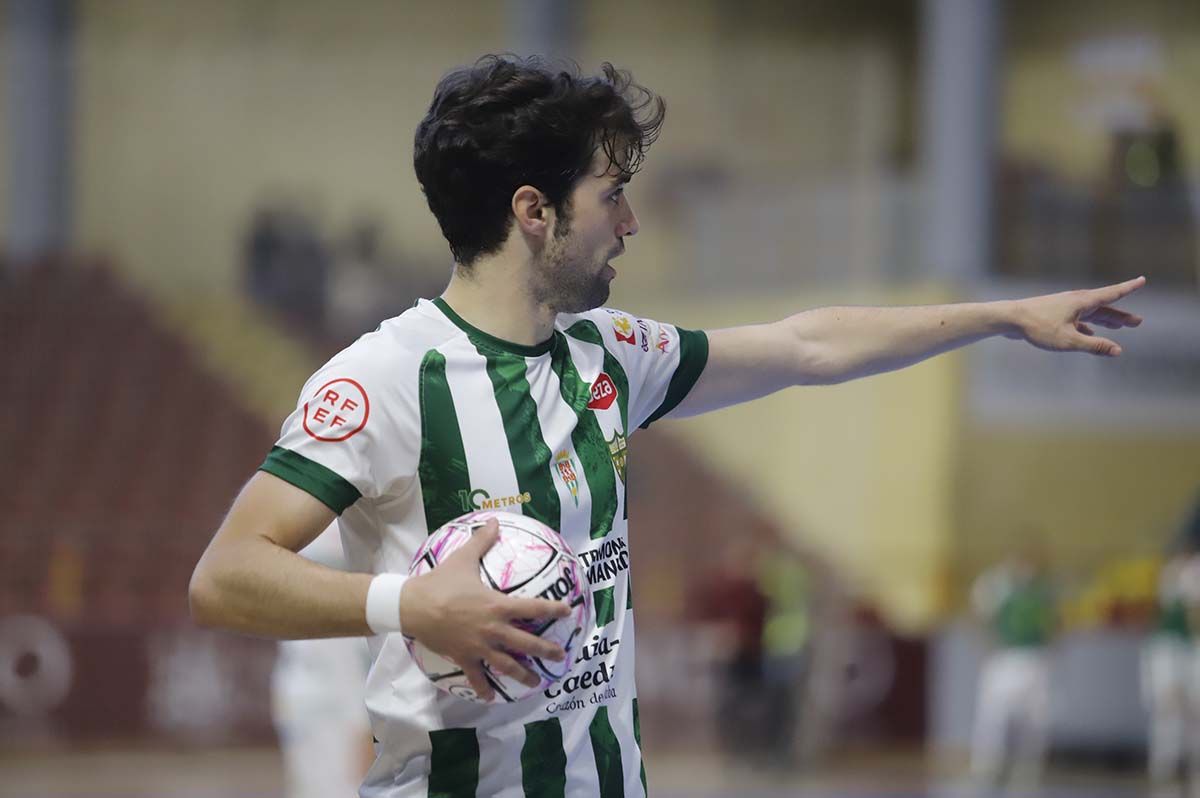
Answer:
xmin=788 ymin=300 xmax=1017 ymax=384
xmin=190 ymin=536 xmax=374 ymax=639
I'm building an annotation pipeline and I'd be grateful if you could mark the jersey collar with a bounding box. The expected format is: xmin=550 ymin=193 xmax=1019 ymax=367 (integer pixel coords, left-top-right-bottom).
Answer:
xmin=431 ymin=297 xmax=556 ymax=357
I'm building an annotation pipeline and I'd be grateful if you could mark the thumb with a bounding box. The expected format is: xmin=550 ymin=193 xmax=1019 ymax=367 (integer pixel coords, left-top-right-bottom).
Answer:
xmin=1072 ymin=333 xmax=1122 ymax=357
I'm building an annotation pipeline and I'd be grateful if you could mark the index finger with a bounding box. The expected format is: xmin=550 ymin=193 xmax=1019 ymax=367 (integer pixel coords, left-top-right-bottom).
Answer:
xmin=499 ymin=596 xmax=572 ymax=621
xmin=1091 ymin=275 xmax=1146 ymax=305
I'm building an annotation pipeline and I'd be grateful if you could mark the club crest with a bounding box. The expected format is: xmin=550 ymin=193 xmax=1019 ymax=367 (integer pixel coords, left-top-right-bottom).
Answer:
xmin=606 ymin=431 xmax=627 ymax=484
xmin=555 ymin=449 xmax=580 ymax=506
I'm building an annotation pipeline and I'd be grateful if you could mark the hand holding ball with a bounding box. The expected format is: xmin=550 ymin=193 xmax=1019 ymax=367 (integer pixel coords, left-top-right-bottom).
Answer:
xmin=402 ymin=510 xmax=593 ymax=703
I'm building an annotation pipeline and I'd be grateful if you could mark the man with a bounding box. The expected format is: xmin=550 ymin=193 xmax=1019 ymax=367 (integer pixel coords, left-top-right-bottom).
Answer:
xmin=189 ymin=55 xmax=1144 ymax=797
xmin=969 ymin=552 xmax=1058 ymax=793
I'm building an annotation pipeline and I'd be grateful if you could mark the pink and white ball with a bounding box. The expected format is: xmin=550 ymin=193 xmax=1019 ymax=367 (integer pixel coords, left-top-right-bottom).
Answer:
xmin=404 ymin=510 xmax=592 ymax=704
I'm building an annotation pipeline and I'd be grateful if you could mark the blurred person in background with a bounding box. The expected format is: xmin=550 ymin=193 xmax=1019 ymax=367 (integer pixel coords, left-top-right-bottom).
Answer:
xmin=327 ymin=217 xmax=404 ymax=345
xmin=243 ymin=202 xmax=331 ymax=335
xmin=688 ymin=537 xmax=769 ymax=760
xmin=758 ymin=547 xmax=814 ymax=766
xmin=969 ymin=548 xmax=1058 ymax=795
xmin=1094 ymin=89 xmax=1198 ymax=289
xmin=272 ymin=524 xmax=373 ymax=798
xmin=1143 ymin=549 xmax=1199 ymax=798
xmin=191 ymin=54 xmax=1147 ymax=797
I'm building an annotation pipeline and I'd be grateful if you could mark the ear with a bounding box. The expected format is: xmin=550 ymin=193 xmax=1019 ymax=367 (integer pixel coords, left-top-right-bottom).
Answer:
xmin=512 ymin=185 xmax=550 ymax=238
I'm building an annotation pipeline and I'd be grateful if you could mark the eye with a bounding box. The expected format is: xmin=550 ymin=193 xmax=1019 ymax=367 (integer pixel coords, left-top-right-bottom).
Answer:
xmin=608 ymin=188 xmax=624 ymax=205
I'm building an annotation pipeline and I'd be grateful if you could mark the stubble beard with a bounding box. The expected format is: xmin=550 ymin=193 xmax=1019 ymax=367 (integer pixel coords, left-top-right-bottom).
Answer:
xmin=530 ymin=212 xmax=611 ymax=314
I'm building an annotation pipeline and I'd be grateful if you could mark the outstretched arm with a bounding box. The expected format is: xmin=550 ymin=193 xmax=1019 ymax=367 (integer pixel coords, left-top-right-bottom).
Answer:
xmin=669 ymin=276 xmax=1145 ymax=418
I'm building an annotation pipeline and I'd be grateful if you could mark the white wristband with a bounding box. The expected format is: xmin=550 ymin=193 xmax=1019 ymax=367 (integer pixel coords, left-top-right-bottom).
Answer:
xmin=365 ymin=574 xmax=408 ymax=635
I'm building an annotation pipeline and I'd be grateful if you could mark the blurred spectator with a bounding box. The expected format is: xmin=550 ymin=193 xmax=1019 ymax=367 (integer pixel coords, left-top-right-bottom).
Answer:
xmin=270 ymin=525 xmax=372 ymax=798
xmin=758 ymin=548 xmax=813 ymax=764
xmin=1142 ymin=550 xmax=1197 ymax=795
xmin=689 ymin=539 xmax=769 ymax=760
xmin=969 ymin=550 xmax=1058 ymax=793
xmin=325 ymin=216 xmax=435 ymax=345
xmin=243 ymin=204 xmax=330 ymax=333
xmin=1094 ymin=102 xmax=1198 ymax=289
xmin=328 ymin=218 xmax=390 ymax=343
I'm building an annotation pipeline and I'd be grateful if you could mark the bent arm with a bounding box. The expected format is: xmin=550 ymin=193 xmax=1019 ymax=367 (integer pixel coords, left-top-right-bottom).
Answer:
xmin=188 ymin=471 xmax=371 ymax=639
xmin=670 ymin=277 xmax=1144 ymax=418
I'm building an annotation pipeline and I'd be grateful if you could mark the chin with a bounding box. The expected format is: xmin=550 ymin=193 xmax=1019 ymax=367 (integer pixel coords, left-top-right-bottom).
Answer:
xmin=559 ymin=284 xmax=609 ymax=314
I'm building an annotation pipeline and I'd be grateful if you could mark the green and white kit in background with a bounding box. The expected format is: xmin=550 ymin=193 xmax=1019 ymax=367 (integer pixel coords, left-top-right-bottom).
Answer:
xmin=259 ymin=297 xmax=708 ymax=798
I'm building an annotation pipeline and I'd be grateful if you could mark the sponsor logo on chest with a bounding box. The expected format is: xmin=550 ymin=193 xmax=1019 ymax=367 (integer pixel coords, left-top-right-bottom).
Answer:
xmin=456 ymin=488 xmax=532 ymax=512
xmin=576 ymin=536 xmax=631 ymax=589
xmin=587 ymin=372 xmax=617 ymax=411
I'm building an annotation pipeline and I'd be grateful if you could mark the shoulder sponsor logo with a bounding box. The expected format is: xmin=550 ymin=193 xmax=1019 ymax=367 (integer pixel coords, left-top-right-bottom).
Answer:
xmin=457 ymin=488 xmax=532 ymax=512
xmin=587 ymin=373 xmax=617 ymax=411
xmin=606 ymin=431 xmax=627 ymax=483
xmin=636 ymin=319 xmax=651 ymax=352
xmin=656 ymin=328 xmax=671 ymax=354
xmin=612 ymin=315 xmax=637 ymax=346
xmin=555 ymin=450 xmax=580 ymax=507
xmin=303 ymin=378 xmax=370 ymax=441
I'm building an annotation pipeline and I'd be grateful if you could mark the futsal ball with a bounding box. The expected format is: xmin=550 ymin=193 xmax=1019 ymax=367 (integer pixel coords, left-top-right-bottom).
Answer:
xmin=404 ymin=510 xmax=592 ymax=704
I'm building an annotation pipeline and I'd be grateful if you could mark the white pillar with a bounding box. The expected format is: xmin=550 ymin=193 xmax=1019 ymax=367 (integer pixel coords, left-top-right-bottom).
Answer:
xmin=508 ymin=0 xmax=578 ymax=61
xmin=6 ymin=0 xmax=72 ymax=263
xmin=920 ymin=0 xmax=999 ymax=282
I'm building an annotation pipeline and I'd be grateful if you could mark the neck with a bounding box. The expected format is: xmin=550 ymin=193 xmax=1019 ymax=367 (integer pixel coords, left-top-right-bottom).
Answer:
xmin=439 ymin=254 xmax=557 ymax=347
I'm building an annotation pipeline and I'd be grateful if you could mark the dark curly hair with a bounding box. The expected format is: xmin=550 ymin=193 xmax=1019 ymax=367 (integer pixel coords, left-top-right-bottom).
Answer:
xmin=413 ymin=54 xmax=665 ymax=267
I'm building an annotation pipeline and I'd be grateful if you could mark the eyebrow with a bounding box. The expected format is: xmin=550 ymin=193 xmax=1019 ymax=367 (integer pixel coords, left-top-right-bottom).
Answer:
xmin=608 ymin=177 xmax=630 ymax=189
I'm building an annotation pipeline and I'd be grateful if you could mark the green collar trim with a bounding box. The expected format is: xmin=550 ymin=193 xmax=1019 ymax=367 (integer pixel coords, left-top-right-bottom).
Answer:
xmin=433 ymin=297 xmax=555 ymax=357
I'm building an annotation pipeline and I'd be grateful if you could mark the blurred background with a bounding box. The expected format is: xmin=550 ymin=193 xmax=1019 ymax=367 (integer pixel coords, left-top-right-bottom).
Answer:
xmin=1 ymin=0 xmax=1198 ymax=796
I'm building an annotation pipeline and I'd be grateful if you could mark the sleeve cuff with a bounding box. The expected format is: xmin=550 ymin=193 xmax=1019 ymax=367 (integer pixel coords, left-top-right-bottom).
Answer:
xmin=640 ymin=328 xmax=709 ymax=429
xmin=259 ymin=446 xmax=363 ymax=514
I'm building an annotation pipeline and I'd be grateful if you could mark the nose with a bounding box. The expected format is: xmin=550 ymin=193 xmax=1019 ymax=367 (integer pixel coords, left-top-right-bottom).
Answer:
xmin=618 ymin=203 xmax=639 ymax=238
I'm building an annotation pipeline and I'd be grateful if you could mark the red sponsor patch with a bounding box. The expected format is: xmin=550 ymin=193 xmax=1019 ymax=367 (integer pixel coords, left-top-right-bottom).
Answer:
xmin=612 ymin=315 xmax=637 ymax=346
xmin=587 ymin=373 xmax=617 ymax=411
xmin=303 ymin=378 xmax=370 ymax=442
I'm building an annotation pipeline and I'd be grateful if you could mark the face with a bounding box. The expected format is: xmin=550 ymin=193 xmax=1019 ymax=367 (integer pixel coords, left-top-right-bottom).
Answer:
xmin=530 ymin=153 xmax=640 ymax=313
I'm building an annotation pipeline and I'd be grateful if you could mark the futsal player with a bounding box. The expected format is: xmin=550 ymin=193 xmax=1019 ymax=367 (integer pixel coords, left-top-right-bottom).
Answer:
xmin=190 ymin=55 xmax=1145 ymax=797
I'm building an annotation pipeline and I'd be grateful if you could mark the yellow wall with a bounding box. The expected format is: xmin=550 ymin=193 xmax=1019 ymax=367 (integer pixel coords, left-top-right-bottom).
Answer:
xmin=646 ymin=286 xmax=961 ymax=633
xmin=74 ymin=0 xmax=512 ymax=294
xmin=956 ymin=429 xmax=1200 ymax=582
xmin=72 ymin=0 xmax=907 ymax=298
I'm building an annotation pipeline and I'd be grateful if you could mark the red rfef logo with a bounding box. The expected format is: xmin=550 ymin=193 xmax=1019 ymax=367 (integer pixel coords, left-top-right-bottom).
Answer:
xmin=303 ymin=378 xmax=370 ymax=442
xmin=587 ymin=373 xmax=617 ymax=411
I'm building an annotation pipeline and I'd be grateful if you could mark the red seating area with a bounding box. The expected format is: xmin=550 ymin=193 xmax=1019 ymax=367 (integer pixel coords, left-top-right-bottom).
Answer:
xmin=0 ymin=260 xmax=276 ymax=626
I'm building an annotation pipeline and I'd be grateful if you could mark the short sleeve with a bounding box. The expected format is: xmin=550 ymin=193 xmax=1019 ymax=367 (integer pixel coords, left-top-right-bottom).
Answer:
xmin=259 ymin=346 xmax=416 ymax=514
xmin=574 ymin=308 xmax=709 ymax=431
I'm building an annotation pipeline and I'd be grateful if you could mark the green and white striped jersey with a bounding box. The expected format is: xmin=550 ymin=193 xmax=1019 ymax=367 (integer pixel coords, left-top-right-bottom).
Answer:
xmin=259 ymin=297 xmax=708 ymax=798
